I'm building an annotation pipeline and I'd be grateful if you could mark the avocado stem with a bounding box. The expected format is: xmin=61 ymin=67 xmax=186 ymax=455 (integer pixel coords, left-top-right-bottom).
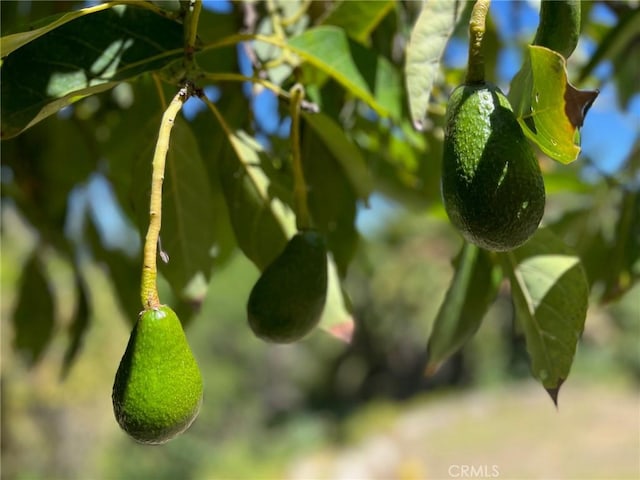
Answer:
xmin=141 ymin=85 xmax=191 ymax=309
xmin=289 ymin=83 xmax=313 ymax=231
xmin=466 ymin=0 xmax=491 ymax=84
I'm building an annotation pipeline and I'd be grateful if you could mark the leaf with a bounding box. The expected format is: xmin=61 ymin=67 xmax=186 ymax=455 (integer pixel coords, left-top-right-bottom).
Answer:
xmin=302 ymin=111 xmax=372 ymax=200
xmin=12 ymin=252 xmax=55 ymax=366
xmin=321 ymin=0 xmax=395 ymax=44
xmin=1 ymin=5 xmax=184 ymax=139
xmin=301 ymin=115 xmax=360 ymax=277
xmin=61 ymin=271 xmax=91 ymax=379
xmin=286 ymin=26 xmax=401 ymax=119
xmin=0 ymin=2 xmax=118 ymax=58
xmin=508 ymin=45 xmax=598 ymax=164
xmin=425 ymin=242 xmax=501 ymax=375
xmin=504 ymin=228 xmax=589 ymax=404
xmin=320 ymin=255 xmax=355 ymax=343
xmin=405 ymin=0 xmax=465 ymax=130
xmin=133 ymin=118 xmax=218 ymax=298
xmin=217 ymin=129 xmax=294 ymax=271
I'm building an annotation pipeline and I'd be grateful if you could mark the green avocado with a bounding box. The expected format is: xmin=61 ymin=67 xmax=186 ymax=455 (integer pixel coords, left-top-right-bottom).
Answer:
xmin=247 ymin=230 xmax=328 ymax=343
xmin=441 ymin=83 xmax=545 ymax=251
xmin=112 ymin=305 xmax=203 ymax=444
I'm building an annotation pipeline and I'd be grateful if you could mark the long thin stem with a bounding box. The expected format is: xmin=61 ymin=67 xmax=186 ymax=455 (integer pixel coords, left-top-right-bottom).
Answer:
xmin=184 ymin=0 xmax=202 ymax=58
xmin=199 ymin=72 xmax=319 ymax=112
xmin=466 ymin=0 xmax=491 ymax=84
xmin=140 ymin=86 xmax=191 ymax=309
xmin=289 ymin=84 xmax=312 ymax=231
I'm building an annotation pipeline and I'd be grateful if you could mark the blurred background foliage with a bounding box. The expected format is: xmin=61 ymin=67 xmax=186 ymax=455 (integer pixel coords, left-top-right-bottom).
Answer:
xmin=1 ymin=1 xmax=639 ymax=479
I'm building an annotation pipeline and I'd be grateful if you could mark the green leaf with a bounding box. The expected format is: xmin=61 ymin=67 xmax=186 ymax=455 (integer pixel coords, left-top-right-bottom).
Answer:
xmin=302 ymin=111 xmax=372 ymax=200
xmin=508 ymin=45 xmax=598 ymax=164
xmin=217 ymin=129 xmax=294 ymax=271
xmin=133 ymin=118 xmax=218 ymax=298
xmin=286 ymin=26 xmax=401 ymax=119
xmin=426 ymin=242 xmax=501 ymax=375
xmin=1 ymin=5 xmax=183 ymax=139
xmin=12 ymin=252 xmax=55 ymax=366
xmin=504 ymin=228 xmax=589 ymax=404
xmin=405 ymin=0 xmax=465 ymax=130
xmin=321 ymin=0 xmax=395 ymax=44
xmin=61 ymin=271 xmax=91 ymax=379
xmin=319 ymin=255 xmax=355 ymax=343
xmin=85 ymin=219 xmax=141 ymax=326
xmin=301 ymin=115 xmax=360 ymax=277
xmin=0 ymin=3 xmax=119 ymax=58
xmin=214 ymin=125 xmax=355 ymax=342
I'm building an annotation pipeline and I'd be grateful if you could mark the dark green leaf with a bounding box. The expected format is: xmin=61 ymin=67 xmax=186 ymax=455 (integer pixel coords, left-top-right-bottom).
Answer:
xmin=503 ymin=228 xmax=589 ymax=404
xmin=405 ymin=0 xmax=464 ymax=130
xmin=61 ymin=270 xmax=90 ymax=379
xmin=133 ymin=118 xmax=218 ymax=298
xmin=302 ymin=111 xmax=372 ymax=200
xmin=12 ymin=252 xmax=55 ymax=366
xmin=218 ymin=129 xmax=292 ymax=270
xmin=85 ymin=218 xmax=141 ymax=325
xmin=426 ymin=242 xmax=501 ymax=374
xmin=301 ymin=116 xmax=360 ymax=277
xmin=0 ymin=3 xmax=118 ymax=57
xmin=1 ymin=5 xmax=183 ymax=138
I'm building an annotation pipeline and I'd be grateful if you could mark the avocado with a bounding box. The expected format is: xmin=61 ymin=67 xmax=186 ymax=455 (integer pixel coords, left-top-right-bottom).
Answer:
xmin=441 ymin=83 xmax=545 ymax=251
xmin=247 ymin=230 xmax=328 ymax=343
xmin=112 ymin=305 xmax=203 ymax=444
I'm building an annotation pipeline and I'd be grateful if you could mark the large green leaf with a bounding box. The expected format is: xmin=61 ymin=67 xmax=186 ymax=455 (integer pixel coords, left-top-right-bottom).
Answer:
xmin=426 ymin=242 xmax=501 ymax=375
xmin=217 ymin=129 xmax=293 ymax=271
xmin=286 ymin=26 xmax=401 ymax=119
xmin=321 ymin=0 xmax=395 ymax=44
xmin=1 ymin=5 xmax=183 ymax=139
xmin=133 ymin=118 xmax=217 ymax=298
xmin=504 ymin=228 xmax=589 ymax=404
xmin=12 ymin=252 xmax=55 ymax=366
xmin=405 ymin=0 xmax=465 ymax=130
xmin=508 ymin=45 xmax=598 ymax=164
xmin=302 ymin=111 xmax=372 ymax=200
xmin=301 ymin=116 xmax=360 ymax=277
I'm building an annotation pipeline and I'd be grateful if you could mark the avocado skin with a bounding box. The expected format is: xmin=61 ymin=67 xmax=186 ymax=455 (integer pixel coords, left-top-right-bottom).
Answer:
xmin=247 ymin=230 xmax=328 ymax=343
xmin=112 ymin=305 xmax=203 ymax=444
xmin=442 ymin=83 xmax=545 ymax=251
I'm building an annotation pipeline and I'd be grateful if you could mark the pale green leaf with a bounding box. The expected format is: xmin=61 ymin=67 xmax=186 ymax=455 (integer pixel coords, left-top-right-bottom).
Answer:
xmin=321 ymin=0 xmax=395 ymax=44
xmin=286 ymin=26 xmax=400 ymax=119
xmin=508 ymin=45 xmax=598 ymax=164
xmin=405 ymin=0 xmax=465 ymax=130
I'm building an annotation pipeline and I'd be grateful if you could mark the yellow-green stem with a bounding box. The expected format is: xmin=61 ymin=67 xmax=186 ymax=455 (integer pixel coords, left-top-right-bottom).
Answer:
xmin=289 ymin=84 xmax=312 ymax=231
xmin=184 ymin=0 xmax=202 ymax=56
xmin=141 ymin=87 xmax=190 ymax=309
xmin=466 ymin=0 xmax=491 ymax=84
